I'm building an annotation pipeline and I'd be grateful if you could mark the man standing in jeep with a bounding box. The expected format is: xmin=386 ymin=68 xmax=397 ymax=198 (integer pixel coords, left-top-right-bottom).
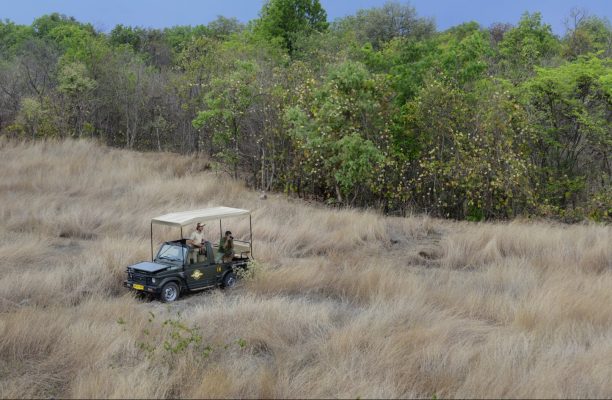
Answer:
xmin=187 ymin=222 xmax=207 ymax=263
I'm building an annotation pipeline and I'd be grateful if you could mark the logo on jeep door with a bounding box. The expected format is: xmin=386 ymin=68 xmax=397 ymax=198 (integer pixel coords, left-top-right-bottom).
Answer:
xmin=191 ymin=269 xmax=203 ymax=280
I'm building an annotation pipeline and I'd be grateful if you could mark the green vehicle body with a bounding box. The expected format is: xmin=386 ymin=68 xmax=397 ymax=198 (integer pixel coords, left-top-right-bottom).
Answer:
xmin=124 ymin=239 xmax=249 ymax=301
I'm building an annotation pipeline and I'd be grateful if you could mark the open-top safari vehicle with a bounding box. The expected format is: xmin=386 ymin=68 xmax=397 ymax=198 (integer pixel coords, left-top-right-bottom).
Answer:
xmin=124 ymin=207 xmax=252 ymax=302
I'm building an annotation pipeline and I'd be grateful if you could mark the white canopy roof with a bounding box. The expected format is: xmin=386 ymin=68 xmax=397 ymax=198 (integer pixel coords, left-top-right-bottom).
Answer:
xmin=151 ymin=207 xmax=250 ymax=227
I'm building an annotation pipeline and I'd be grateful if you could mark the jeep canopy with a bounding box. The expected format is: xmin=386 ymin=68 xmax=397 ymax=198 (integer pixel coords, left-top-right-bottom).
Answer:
xmin=152 ymin=206 xmax=250 ymax=227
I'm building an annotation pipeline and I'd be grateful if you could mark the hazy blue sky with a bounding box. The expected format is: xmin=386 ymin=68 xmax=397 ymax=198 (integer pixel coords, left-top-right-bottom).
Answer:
xmin=2 ymin=0 xmax=611 ymax=35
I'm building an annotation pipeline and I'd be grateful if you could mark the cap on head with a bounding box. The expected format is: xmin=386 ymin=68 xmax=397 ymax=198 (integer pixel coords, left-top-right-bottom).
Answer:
xmin=197 ymin=222 xmax=205 ymax=229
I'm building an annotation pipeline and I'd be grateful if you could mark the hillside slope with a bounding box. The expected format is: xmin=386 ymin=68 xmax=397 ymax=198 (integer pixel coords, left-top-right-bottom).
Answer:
xmin=0 ymin=139 xmax=611 ymax=398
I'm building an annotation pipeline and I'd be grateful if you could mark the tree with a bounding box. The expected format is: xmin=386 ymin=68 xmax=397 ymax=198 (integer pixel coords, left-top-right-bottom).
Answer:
xmin=0 ymin=19 xmax=34 ymax=57
xmin=488 ymin=22 xmax=513 ymax=47
xmin=46 ymin=23 xmax=110 ymax=79
xmin=32 ymin=13 xmax=93 ymax=38
xmin=14 ymin=96 xmax=57 ymax=139
xmin=438 ymin=22 xmax=492 ymax=85
xmin=173 ymin=36 xmax=220 ymax=153
xmin=207 ymin=16 xmax=244 ymax=39
xmin=563 ymin=9 xmax=612 ymax=59
xmin=498 ymin=12 xmax=560 ymax=81
xmin=57 ymin=61 xmax=97 ymax=137
xmin=255 ymin=0 xmax=328 ymax=55
xmin=522 ymin=55 xmax=611 ymax=218
xmin=0 ymin=59 xmax=23 ymax=132
xmin=285 ymin=61 xmax=398 ymax=205
xmin=193 ymin=60 xmax=259 ymax=178
xmin=109 ymin=24 xmax=144 ymax=51
xmin=406 ymin=78 xmax=535 ymax=219
xmin=191 ymin=35 xmax=288 ymax=187
xmin=7 ymin=37 xmax=59 ymax=111
xmin=338 ymin=1 xmax=435 ymax=49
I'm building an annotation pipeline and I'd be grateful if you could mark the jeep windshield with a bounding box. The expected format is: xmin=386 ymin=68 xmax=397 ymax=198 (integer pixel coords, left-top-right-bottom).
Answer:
xmin=155 ymin=244 xmax=187 ymax=263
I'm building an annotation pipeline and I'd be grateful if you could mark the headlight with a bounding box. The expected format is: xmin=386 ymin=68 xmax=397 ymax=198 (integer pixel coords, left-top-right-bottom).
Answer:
xmin=151 ymin=278 xmax=156 ymax=284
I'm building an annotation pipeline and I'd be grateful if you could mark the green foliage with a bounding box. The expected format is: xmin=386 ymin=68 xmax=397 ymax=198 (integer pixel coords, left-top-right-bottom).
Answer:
xmin=32 ymin=13 xmax=93 ymax=38
xmin=255 ymin=0 xmax=328 ymax=55
xmin=130 ymin=312 xmax=249 ymax=365
xmin=0 ymin=7 xmax=609 ymax=221
xmin=110 ymin=25 xmax=177 ymax=68
xmin=109 ymin=24 xmax=144 ymax=50
xmin=57 ymin=61 xmax=97 ymax=137
xmin=380 ymin=37 xmax=439 ymax=103
xmin=338 ymin=1 xmax=435 ymax=50
xmin=438 ymin=23 xmax=493 ymax=85
xmin=192 ymin=58 xmax=260 ymax=176
xmin=0 ymin=19 xmax=34 ymax=56
xmin=332 ymin=133 xmax=385 ymax=195
xmin=563 ymin=10 xmax=612 ymax=59
xmin=407 ymin=78 xmax=535 ymax=219
xmin=498 ymin=12 xmax=561 ymax=81
xmin=58 ymin=61 xmax=96 ymax=94
xmin=235 ymin=260 xmax=265 ymax=281
xmin=14 ymin=97 xmax=58 ymax=139
xmin=46 ymin=23 xmax=110 ymax=78
xmin=206 ymin=16 xmax=245 ymax=39
xmin=286 ymin=61 xmax=400 ymax=204
xmin=160 ymin=18 xmax=243 ymax=56
xmin=522 ymin=55 xmax=611 ymax=217
xmin=188 ymin=33 xmax=289 ymax=187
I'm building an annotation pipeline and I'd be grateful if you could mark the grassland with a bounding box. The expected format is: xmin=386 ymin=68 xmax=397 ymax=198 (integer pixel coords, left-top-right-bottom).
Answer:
xmin=0 ymin=138 xmax=610 ymax=398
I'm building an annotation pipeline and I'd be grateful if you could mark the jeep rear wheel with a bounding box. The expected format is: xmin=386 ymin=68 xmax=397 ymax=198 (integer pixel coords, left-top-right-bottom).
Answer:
xmin=160 ymin=282 xmax=179 ymax=302
xmin=222 ymin=272 xmax=237 ymax=289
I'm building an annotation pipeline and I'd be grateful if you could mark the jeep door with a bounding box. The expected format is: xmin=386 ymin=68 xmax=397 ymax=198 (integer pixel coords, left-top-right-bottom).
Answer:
xmin=184 ymin=245 xmax=218 ymax=289
xmin=184 ymin=260 xmax=214 ymax=289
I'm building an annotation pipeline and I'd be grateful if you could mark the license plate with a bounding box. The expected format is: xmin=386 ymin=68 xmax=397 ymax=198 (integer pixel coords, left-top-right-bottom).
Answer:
xmin=133 ymin=284 xmax=144 ymax=291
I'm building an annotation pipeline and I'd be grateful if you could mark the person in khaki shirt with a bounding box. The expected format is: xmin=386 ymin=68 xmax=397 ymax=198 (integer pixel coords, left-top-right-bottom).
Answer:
xmin=187 ymin=222 xmax=207 ymax=263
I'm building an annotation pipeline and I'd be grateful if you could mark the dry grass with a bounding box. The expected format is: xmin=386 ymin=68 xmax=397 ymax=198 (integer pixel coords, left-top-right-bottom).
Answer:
xmin=0 ymin=138 xmax=610 ymax=399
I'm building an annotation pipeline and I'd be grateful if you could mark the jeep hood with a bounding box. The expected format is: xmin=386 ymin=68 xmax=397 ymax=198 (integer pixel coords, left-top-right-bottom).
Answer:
xmin=129 ymin=261 xmax=170 ymax=273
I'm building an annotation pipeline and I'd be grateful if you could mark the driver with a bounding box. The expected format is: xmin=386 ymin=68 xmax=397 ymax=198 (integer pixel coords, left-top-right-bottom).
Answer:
xmin=187 ymin=222 xmax=207 ymax=263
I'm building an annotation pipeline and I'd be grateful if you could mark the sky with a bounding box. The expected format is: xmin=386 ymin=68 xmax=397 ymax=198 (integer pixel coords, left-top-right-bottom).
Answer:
xmin=1 ymin=0 xmax=611 ymax=36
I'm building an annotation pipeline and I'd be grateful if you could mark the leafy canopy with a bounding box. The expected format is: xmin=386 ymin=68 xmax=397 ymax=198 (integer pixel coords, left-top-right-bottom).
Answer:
xmin=255 ymin=0 xmax=328 ymax=55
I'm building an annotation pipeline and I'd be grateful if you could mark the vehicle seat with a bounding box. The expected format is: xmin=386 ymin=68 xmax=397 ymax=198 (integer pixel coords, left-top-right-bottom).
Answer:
xmin=233 ymin=243 xmax=250 ymax=258
xmin=189 ymin=249 xmax=199 ymax=264
xmin=212 ymin=246 xmax=221 ymax=263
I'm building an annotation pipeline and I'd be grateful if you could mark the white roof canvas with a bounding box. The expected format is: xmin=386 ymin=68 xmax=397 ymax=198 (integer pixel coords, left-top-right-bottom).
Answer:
xmin=152 ymin=206 xmax=250 ymax=227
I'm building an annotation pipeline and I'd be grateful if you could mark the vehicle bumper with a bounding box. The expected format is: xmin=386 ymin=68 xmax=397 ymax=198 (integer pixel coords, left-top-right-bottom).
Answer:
xmin=124 ymin=280 xmax=159 ymax=294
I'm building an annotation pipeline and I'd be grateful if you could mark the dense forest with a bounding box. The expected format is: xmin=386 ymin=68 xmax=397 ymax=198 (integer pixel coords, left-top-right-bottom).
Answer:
xmin=1 ymin=0 xmax=610 ymax=221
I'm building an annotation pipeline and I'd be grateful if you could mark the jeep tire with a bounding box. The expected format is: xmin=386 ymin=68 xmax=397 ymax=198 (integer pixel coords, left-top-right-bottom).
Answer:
xmin=222 ymin=272 xmax=237 ymax=289
xmin=160 ymin=282 xmax=180 ymax=302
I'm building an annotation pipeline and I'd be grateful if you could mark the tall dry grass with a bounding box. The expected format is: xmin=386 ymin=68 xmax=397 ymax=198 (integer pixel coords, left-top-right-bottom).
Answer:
xmin=0 ymin=138 xmax=610 ymax=398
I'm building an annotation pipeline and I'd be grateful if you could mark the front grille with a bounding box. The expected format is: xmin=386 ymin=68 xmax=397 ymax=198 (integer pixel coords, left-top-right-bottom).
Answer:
xmin=128 ymin=270 xmax=148 ymax=284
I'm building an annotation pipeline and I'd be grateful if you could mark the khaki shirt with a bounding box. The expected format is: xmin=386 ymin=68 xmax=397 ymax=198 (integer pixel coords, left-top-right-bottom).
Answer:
xmin=189 ymin=231 xmax=205 ymax=246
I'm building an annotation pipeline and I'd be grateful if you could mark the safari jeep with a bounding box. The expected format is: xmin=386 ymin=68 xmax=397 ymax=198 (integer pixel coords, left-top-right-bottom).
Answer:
xmin=124 ymin=207 xmax=253 ymax=302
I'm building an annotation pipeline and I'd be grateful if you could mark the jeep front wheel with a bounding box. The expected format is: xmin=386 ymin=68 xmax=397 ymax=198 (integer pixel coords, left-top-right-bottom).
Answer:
xmin=160 ymin=282 xmax=179 ymax=302
xmin=222 ymin=272 xmax=237 ymax=289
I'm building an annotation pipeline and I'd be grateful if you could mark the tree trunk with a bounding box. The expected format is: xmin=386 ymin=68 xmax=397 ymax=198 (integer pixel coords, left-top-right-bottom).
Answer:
xmin=335 ymin=183 xmax=343 ymax=204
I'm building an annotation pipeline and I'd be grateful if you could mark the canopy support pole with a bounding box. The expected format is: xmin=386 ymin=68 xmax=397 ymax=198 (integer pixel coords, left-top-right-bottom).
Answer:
xmin=249 ymin=214 xmax=253 ymax=259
